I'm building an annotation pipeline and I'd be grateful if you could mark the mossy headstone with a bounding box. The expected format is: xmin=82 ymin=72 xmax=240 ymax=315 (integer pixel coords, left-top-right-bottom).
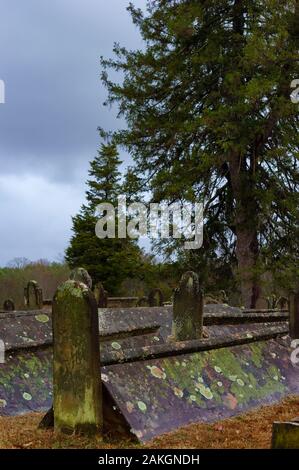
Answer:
xmin=69 ymin=267 xmax=92 ymax=289
xmin=24 ymin=280 xmax=43 ymax=309
xmin=272 ymin=421 xmax=299 ymax=448
xmin=148 ymin=288 xmax=164 ymax=307
xmin=53 ymin=280 xmax=102 ymax=435
xmin=172 ymin=271 xmax=203 ymax=341
xmin=93 ymin=282 xmax=108 ymax=308
xmin=3 ymin=299 xmax=15 ymax=311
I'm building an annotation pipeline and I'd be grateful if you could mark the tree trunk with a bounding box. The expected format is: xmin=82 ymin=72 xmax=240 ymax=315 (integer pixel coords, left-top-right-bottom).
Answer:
xmin=229 ymin=157 xmax=260 ymax=308
xmin=235 ymin=224 xmax=259 ymax=308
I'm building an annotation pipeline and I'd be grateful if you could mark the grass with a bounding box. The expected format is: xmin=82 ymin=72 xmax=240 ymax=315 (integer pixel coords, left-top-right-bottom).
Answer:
xmin=0 ymin=396 xmax=298 ymax=449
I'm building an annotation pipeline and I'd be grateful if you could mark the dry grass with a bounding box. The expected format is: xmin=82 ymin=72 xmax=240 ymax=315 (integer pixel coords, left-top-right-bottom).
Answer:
xmin=0 ymin=397 xmax=298 ymax=449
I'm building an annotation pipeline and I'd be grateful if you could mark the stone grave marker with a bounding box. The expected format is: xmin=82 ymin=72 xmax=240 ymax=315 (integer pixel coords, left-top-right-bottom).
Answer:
xmin=52 ymin=280 xmax=102 ymax=435
xmin=172 ymin=271 xmax=203 ymax=341
xmin=272 ymin=420 xmax=299 ymax=448
xmin=69 ymin=267 xmax=92 ymax=289
xmin=3 ymin=299 xmax=15 ymax=311
xmin=93 ymin=282 xmax=108 ymax=308
xmin=148 ymin=288 xmax=164 ymax=307
xmin=24 ymin=280 xmax=43 ymax=309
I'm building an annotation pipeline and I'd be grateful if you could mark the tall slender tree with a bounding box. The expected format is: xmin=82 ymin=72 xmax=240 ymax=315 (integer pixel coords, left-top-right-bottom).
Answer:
xmin=65 ymin=143 xmax=142 ymax=294
xmin=101 ymin=0 xmax=299 ymax=306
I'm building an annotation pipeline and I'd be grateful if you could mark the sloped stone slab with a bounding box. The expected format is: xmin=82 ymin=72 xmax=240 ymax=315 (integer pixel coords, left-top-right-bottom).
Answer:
xmin=102 ymin=337 xmax=299 ymax=442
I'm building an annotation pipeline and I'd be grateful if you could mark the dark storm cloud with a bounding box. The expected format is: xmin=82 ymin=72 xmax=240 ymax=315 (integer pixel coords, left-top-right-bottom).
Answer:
xmin=0 ymin=0 xmax=147 ymax=265
xmin=0 ymin=0 xmax=145 ymax=180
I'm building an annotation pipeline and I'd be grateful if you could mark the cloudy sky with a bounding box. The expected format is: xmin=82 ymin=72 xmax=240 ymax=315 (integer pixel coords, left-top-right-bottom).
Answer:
xmin=0 ymin=0 xmax=147 ymax=266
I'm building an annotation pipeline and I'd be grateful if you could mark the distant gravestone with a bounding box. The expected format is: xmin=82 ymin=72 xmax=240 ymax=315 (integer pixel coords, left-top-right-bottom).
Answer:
xmin=53 ymin=280 xmax=102 ymax=435
xmin=278 ymin=296 xmax=289 ymax=310
xmin=290 ymin=291 xmax=299 ymax=339
xmin=24 ymin=280 xmax=43 ymax=309
xmin=172 ymin=271 xmax=203 ymax=341
xmin=93 ymin=282 xmax=108 ymax=308
xmin=69 ymin=267 xmax=92 ymax=289
xmin=3 ymin=299 xmax=15 ymax=311
xmin=148 ymin=288 xmax=164 ymax=307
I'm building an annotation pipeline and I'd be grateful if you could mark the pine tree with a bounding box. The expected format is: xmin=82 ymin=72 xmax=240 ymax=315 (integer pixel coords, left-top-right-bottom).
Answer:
xmin=101 ymin=0 xmax=299 ymax=306
xmin=65 ymin=143 xmax=142 ymax=294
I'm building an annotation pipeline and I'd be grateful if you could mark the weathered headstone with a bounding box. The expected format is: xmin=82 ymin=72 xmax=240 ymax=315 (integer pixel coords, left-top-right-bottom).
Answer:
xmin=148 ymin=288 xmax=164 ymax=307
xmin=278 ymin=296 xmax=289 ymax=310
xmin=272 ymin=420 xmax=299 ymax=448
xmin=24 ymin=280 xmax=43 ymax=309
xmin=172 ymin=271 xmax=203 ymax=341
xmin=93 ymin=282 xmax=108 ymax=308
xmin=3 ymin=299 xmax=15 ymax=311
xmin=290 ymin=291 xmax=299 ymax=339
xmin=69 ymin=267 xmax=92 ymax=289
xmin=53 ymin=280 xmax=102 ymax=435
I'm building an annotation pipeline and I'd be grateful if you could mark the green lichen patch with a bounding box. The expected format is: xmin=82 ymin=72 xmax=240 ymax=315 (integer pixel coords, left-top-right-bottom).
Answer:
xmin=35 ymin=314 xmax=50 ymax=323
xmin=147 ymin=365 xmax=166 ymax=379
xmin=137 ymin=401 xmax=147 ymax=412
xmin=22 ymin=392 xmax=32 ymax=401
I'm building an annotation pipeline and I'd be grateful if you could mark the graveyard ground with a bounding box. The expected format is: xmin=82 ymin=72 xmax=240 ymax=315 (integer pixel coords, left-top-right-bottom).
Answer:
xmin=0 ymin=396 xmax=298 ymax=449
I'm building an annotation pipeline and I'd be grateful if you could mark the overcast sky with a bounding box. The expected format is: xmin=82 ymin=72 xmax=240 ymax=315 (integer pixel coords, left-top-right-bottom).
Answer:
xmin=0 ymin=0 xmax=147 ymax=266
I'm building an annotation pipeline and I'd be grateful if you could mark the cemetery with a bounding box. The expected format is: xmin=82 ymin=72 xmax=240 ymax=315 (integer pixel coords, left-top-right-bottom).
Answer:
xmin=0 ymin=0 xmax=299 ymax=457
xmin=0 ymin=270 xmax=298 ymax=448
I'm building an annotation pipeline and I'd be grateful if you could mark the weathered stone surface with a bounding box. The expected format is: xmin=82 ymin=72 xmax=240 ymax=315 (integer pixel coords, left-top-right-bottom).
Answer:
xmin=0 ymin=348 xmax=53 ymax=416
xmin=69 ymin=267 xmax=92 ymax=289
xmin=172 ymin=272 xmax=203 ymax=341
xmin=278 ymin=297 xmax=289 ymax=310
xmin=0 ymin=310 xmax=52 ymax=351
xmin=148 ymin=289 xmax=164 ymax=307
xmin=290 ymin=292 xmax=299 ymax=339
xmin=0 ymin=306 xmax=290 ymax=353
xmin=3 ymin=299 xmax=15 ymax=311
xmin=53 ymin=280 xmax=102 ymax=435
xmin=93 ymin=282 xmax=108 ymax=308
xmin=100 ymin=323 xmax=289 ymax=366
xmin=24 ymin=280 xmax=43 ymax=310
xmin=272 ymin=421 xmax=299 ymax=448
xmin=0 ymin=301 xmax=297 ymax=443
xmin=102 ymin=337 xmax=299 ymax=442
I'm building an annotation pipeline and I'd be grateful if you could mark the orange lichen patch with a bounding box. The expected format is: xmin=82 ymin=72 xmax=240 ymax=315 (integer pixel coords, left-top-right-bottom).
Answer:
xmin=0 ymin=397 xmax=298 ymax=449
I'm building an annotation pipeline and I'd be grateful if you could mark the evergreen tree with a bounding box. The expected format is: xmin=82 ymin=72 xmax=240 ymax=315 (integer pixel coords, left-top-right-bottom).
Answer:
xmin=65 ymin=143 xmax=142 ymax=294
xmin=101 ymin=0 xmax=299 ymax=306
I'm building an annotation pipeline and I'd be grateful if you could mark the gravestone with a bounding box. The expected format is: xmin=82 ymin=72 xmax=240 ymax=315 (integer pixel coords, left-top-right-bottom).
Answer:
xmin=289 ymin=290 xmax=299 ymax=339
xmin=172 ymin=271 xmax=203 ymax=341
xmin=69 ymin=267 xmax=92 ymax=289
xmin=148 ymin=288 xmax=164 ymax=307
xmin=24 ymin=280 xmax=43 ymax=309
xmin=1 ymin=300 xmax=298 ymax=442
xmin=53 ymin=280 xmax=102 ymax=435
xmin=278 ymin=296 xmax=289 ymax=310
xmin=3 ymin=299 xmax=15 ymax=311
xmin=93 ymin=282 xmax=108 ymax=308
xmin=272 ymin=420 xmax=299 ymax=448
